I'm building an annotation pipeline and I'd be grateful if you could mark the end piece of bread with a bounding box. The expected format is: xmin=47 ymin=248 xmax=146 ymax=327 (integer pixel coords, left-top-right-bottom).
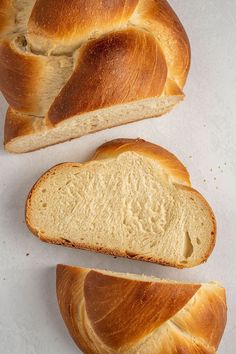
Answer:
xmin=0 ymin=0 xmax=190 ymax=153
xmin=56 ymin=264 xmax=227 ymax=354
xmin=26 ymin=139 xmax=216 ymax=268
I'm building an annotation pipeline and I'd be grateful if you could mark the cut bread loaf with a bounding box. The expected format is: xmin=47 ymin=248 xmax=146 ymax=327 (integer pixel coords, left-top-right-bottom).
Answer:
xmin=56 ymin=264 xmax=227 ymax=354
xmin=26 ymin=139 xmax=216 ymax=268
xmin=0 ymin=0 xmax=190 ymax=153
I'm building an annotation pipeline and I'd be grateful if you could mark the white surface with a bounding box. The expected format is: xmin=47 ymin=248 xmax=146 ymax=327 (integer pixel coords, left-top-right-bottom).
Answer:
xmin=0 ymin=1 xmax=236 ymax=353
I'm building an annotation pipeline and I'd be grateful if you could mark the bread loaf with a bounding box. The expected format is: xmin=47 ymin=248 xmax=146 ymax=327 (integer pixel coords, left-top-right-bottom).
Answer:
xmin=0 ymin=0 xmax=190 ymax=153
xmin=26 ymin=139 xmax=216 ymax=268
xmin=56 ymin=264 xmax=227 ymax=354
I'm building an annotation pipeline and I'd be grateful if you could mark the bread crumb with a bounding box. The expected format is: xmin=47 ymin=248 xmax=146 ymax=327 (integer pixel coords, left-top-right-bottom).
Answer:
xmin=26 ymin=253 xmax=30 ymax=256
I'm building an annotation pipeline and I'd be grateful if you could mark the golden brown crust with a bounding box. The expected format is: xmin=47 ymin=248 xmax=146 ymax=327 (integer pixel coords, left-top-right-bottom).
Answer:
xmin=84 ymin=270 xmax=200 ymax=349
xmin=25 ymin=139 xmax=216 ymax=268
xmin=4 ymin=107 xmax=35 ymax=145
xmin=29 ymin=0 xmax=138 ymax=45
xmin=93 ymin=138 xmax=191 ymax=186
xmin=164 ymin=78 xmax=184 ymax=96
xmin=4 ymin=107 xmax=49 ymax=146
xmin=1 ymin=0 xmax=189 ymax=152
xmin=151 ymin=328 xmax=216 ymax=354
xmin=48 ymin=28 xmax=167 ymax=124
xmin=134 ymin=0 xmax=191 ymax=87
xmin=56 ymin=265 xmax=227 ymax=353
xmin=172 ymin=285 xmax=227 ymax=351
xmin=0 ymin=0 xmax=15 ymax=36
xmin=56 ymin=265 xmax=93 ymax=354
xmin=0 ymin=37 xmax=41 ymax=112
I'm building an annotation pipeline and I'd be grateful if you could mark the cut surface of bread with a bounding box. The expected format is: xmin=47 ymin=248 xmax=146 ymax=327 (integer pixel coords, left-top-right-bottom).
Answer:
xmin=26 ymin=139 xmax=216 ymax=268
xmin=56 ymin=264 xmax=227 ymax=354
xmin=0 ymin=0 xmax=190 ymax=153
xmin=5 ymin=92 xmax=181 ymax=153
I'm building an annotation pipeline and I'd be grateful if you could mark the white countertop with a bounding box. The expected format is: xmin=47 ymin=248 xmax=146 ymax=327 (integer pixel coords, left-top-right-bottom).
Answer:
xmin=0 ymin=1 xmax=235 ymax=353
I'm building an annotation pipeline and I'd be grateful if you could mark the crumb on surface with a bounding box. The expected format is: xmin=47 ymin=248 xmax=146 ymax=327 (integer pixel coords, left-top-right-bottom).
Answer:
xmin=26 ymin=253 xmax=29 ymax=256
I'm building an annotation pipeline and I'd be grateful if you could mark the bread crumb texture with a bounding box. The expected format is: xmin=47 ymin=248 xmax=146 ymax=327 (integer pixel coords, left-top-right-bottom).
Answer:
xmin=26 ymin=140 xmax=216 ymax=268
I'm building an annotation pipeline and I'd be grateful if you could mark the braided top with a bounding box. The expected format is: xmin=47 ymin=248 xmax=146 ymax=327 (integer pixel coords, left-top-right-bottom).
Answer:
xmin=0 ymin=0 xmax=190 ymax=126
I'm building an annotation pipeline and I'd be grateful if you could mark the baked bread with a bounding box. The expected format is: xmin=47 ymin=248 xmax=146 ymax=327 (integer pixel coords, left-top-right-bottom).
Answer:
xmin=26 ymin=139 xmax=216 ymax=268
xmin=0 ymin=0 xmax=190 ymax=153
xmin=56 ymin=264 xmax=227 ymax=354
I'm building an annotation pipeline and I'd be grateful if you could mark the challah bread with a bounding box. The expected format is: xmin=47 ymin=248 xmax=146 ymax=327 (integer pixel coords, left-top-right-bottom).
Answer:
xmin=26 ymin=139 xmax=216 ymax=268
xmin=0 ymin=0 xmax=190 ymax=153
xmin=56 ymin=264 xmax=227 ymax=354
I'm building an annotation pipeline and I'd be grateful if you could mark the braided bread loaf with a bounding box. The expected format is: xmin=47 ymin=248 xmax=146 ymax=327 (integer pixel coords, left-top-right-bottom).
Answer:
xmin=0 ymin=0 xmax=190 ymax=153
xmin=56 ymin=265 xmax=227 ymax=354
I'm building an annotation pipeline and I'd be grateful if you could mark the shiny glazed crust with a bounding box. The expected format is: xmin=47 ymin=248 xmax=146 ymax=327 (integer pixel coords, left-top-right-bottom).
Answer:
xmin=92 ymin=138 xmax=191 ymax=186
xmin=0 ymin=0 xmax=190 ymax=152
xmin=25 ymin=138 xmax=216 ymax=268
xmin=56 ymin=264 xmax=227 ymax=353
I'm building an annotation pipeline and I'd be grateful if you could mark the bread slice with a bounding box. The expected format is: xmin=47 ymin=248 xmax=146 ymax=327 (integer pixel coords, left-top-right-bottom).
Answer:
xmin=4 ymin=82 xmax=182 ymax=153
xmin=26 ymin=139 xmax=216 ymax=268
xmin=56 ymin=264 xmax=227 ymax=354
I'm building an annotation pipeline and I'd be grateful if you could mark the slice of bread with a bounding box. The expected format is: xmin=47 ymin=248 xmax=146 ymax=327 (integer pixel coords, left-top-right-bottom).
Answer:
xmin=5 ymin=83 xmax=182 ymax=153
xmin=56 ymin=264 xmax=227 ymax=354
xmin=26 ymin=139 xmax=216 ymax=268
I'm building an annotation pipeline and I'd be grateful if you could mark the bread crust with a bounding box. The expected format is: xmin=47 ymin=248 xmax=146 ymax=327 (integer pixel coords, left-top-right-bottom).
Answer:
xmin=0 ymin=37 xmax=41 ymax=113
xmin=0 ymin=0 xmax=15 ymax=37
xmin=133 ymin=0 xmax=191 ymax=87
xmin=28 ymin=0 xmax=139 ymax=48
xmin=93 ymin=138 xmax=191 ymax=185
xmin=25 ymin=139 xmax=216 ymax=268
xmin=0 ymin=0 xmax=189 ymax=153
xmin=48 ymin=28 xmax=167 ymax=124
xmin=4 ymin=107 xmax=49 ymax=146
xmin=56 ymin=264 xmax=227 ymax=353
